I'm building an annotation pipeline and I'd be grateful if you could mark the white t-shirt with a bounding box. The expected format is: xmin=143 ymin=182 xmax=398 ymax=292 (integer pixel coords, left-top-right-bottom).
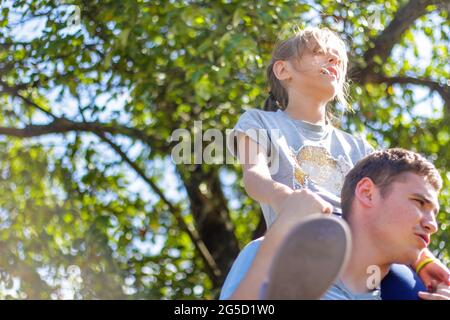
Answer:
xmin=227 ymin=108 xmax=374 ymax=227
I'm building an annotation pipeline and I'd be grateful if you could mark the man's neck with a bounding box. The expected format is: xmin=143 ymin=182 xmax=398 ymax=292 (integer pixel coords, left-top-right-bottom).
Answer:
xmin=340 ymin=230 xmax=390 ymax=294
xmin=284 ymin=90 xmax=328 ymax=125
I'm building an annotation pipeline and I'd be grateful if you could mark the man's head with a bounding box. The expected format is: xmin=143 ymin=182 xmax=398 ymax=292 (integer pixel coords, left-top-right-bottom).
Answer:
xmin=341 ymin=148 xmax=442 ymax=265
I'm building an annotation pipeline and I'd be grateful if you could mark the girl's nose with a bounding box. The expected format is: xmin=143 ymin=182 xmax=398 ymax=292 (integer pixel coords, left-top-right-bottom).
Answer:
xmin=327 ymin=52 xmax=340 ymax=65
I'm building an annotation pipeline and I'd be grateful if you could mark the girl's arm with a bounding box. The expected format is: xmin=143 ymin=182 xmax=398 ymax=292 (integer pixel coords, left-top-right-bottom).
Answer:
xmin=413 ymin=248 xmax=450 ymax=288
xmin=228 ymin=134 xmax=335 ymax=299
xmin=236 ymin=133 xmax=332 ymax=217
xmin=236 ymin=133 xmax=291 ymax=214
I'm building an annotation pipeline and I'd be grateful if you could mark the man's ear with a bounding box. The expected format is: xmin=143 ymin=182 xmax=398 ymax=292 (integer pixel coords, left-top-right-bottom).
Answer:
xmin=354 ymin=177 xmax=376 ymax=208
xmin=273 ymin=60 xmax=291 ymax=81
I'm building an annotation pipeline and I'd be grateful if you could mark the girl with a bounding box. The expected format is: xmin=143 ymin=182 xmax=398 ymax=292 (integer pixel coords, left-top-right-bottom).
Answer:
xmin=221 ymin=27 xmax=449 ymax=299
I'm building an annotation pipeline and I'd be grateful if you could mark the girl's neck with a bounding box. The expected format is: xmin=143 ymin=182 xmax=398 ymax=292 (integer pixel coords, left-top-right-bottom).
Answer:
xmin=284 ymin=92 xmax=328 ymax=125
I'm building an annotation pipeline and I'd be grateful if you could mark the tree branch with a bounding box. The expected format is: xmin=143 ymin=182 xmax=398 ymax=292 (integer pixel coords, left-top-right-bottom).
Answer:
xmin=0 ymin=119 xmax=155 ymax=142
xmin=369 ymin=74 xmax=450 ymax=109
xmin=95 ymin=132 xmax=222 ymax=283
xmin=0 ymin=80 xmax=58 ymax=120
xmin=361 ymin=0 xmax=446 ymax=75
xmin=0 ymin=79 xmax=163 ymax=146
xmin=0 ymin=118 xmax=223 ymax=282
xmin=350 ymin=0 xmax=450 ymax=111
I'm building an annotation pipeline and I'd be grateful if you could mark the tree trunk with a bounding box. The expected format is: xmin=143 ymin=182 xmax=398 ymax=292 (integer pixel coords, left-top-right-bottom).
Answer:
xmin=178 ymin=164 xmax=240 ymax=287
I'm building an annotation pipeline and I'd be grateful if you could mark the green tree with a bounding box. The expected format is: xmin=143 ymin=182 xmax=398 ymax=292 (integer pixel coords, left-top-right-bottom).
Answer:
xmin=0 ymin=0 xmax=448 ymax=299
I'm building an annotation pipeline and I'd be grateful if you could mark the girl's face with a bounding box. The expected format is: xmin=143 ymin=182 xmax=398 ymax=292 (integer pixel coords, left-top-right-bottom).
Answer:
xmin=284 ymin=47 xmax=345 ymax=102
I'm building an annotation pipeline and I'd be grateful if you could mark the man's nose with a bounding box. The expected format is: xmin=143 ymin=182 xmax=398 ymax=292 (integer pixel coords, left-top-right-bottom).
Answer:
xmin=422 ymin=212 xmax=438 ymax=234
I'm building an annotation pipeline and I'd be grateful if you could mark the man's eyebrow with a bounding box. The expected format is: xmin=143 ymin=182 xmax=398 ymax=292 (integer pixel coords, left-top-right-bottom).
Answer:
xmin=411 ymin=193 xmax=440 ymax=214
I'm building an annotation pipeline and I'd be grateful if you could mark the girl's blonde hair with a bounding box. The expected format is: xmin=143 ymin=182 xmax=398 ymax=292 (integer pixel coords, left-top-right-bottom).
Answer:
xmin=264 ymin=27 xmax=350 ymax=118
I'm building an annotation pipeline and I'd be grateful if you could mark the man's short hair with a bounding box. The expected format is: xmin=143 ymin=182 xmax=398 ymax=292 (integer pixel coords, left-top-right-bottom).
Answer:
xmin=341 ymin=148 xmax=442 ymax=219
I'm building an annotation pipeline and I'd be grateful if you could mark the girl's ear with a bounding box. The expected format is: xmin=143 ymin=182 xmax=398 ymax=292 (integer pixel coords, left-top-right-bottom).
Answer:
xmin=354 ymin=177 xmax=376 ymax=208
xmin=273 ymin=60 xmax=291 ymax=81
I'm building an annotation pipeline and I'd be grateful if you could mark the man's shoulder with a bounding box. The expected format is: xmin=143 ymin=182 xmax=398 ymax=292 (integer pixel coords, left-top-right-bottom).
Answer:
xmin=322 ymin=281 xmax=381 ymax=300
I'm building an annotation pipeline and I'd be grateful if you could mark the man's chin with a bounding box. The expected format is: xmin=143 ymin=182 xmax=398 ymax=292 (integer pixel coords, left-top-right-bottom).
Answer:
xmin=394 ymin=249 xmax=421 ymax=266
xmin=405 ymin=250 xmax=422 ymax=266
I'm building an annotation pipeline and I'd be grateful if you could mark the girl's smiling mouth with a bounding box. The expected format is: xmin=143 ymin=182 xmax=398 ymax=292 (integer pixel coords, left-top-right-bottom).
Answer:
xmin=320 ymin=66 xmax=339 ymax=80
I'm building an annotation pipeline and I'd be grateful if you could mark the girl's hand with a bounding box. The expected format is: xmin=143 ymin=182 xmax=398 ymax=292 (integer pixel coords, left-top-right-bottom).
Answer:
xmin=418 ymin=259 xmax=450 ymax=289
xmin=418 ymin=281 xmax=450 ymax=300
xmin=277 ymin=188 xmax=333 ymax=219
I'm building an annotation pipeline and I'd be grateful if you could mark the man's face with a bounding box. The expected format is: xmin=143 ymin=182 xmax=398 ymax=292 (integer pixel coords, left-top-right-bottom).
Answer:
xmin=371 ymin=172 xmax=439 ymax=265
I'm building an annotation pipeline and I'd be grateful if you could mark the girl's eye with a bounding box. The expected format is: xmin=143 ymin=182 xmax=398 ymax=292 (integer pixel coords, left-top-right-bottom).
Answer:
xmin=414 ymin=199 xmax=425 ymax=206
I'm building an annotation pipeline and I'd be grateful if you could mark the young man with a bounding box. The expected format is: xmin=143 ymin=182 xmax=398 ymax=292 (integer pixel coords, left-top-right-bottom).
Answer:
xmin=221 ymin=148 xmax=450 ymax=300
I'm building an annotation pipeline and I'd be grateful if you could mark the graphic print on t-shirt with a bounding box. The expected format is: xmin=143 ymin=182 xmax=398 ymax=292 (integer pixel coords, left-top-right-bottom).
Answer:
xmin=289 ymin=145 xmax=352 ymax=196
